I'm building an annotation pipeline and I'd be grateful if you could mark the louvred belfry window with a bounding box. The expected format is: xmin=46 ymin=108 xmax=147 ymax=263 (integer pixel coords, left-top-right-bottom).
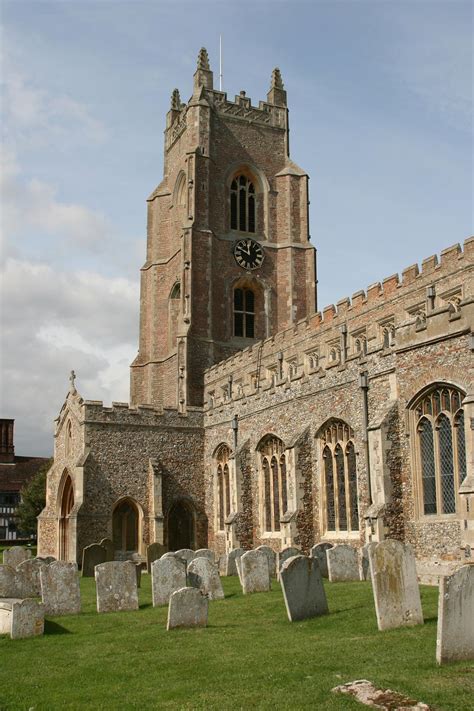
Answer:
xmin=231 ymin=175 xmax=255 ymax=232
xmin=234 ymin=288 xmax=255 ymax=338
xmin=414 ymin=385 xmax=467 ymax=516
xmin=320 ymin=420 xmax=359 ymax=534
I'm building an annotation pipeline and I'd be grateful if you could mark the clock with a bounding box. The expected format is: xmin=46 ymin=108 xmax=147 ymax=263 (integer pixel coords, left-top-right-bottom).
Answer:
xmin=233 ymin=238 xmax=264 ymax=270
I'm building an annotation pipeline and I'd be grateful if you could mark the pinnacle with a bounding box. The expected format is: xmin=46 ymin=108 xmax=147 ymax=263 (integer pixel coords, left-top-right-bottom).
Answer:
xmin=197 ymin=47 xmax=210 ymax=71
xmin=171 ymin=88 xmax=181 ymax=111
xmin=271 ymin=67 xmax=284 ymax=90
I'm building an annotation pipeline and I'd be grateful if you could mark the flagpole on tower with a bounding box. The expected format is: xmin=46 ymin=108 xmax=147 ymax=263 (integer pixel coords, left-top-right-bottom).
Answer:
xmin=219 ymin=35 xmax=223 ymax=91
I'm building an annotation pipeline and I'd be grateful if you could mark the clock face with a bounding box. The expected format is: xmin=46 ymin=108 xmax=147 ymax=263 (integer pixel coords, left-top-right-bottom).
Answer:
xmin=233 ymin=239 xmax=264 ymax=270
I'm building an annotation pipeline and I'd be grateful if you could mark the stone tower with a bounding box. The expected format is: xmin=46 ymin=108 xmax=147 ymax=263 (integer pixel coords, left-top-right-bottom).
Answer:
xmin=130 ymin=48 xmax=317 ymax=410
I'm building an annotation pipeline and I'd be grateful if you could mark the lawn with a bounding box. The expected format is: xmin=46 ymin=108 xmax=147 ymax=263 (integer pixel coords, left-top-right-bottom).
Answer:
xmin=0 ymin=576 xmax=472 ymax=710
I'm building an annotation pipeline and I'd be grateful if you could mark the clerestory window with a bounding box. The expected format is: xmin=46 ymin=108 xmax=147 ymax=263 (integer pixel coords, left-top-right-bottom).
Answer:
xmin=231 ymin=175 xmax=255 ymax=233
xmin=234 ymin=288 xmax=255 ymax=338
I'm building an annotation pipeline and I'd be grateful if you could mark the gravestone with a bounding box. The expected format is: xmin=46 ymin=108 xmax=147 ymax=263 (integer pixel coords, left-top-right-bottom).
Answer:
xmin=195 ymin=548 xmax=215 ymax=563
xmin=175 ymin=549 xmax=195 ymax=566
xmin=256 ymin=545 xmax=277 ymax=578
xmin=135 ymin=563 xmax=145 ymax=588
xmin=0 ymin=598 xmax=45 ymax=639
xmin=280 ymin=555 xmax=328 ymax=622
xmin=161 ymin=552 xmax=178 ymax=560
xmin=360 ymin=542 xmax=376 ymax=581
xmin=100 ymin=538 xmax=115 ymax=562
xmin=240 ymin=550 xmax=271 ymax=594
xmin=146 ymin=542 xmax=168 ymax=573
xmin=277 ymin=547 xmax=300 ymax=579
xmin=436 ymin=564 xmax=474 ymax=664
xmin=82 ymin=543 xmax=106 ymax=577
xmin=187 ymin=557 xmax=224 ymax=600
xmin=151 ymin=557 xmax=187 ymax=607
xmin=3 ymin=546 xmax=32 ymax=568
xmin=218 ymin=554 xmax=227 ymax=576
xmin=225 ymin=548 xmax=245 ymax=576
xmin=0 ymin=565 xmax=21 ymax=598
xmin=327 ymin=545 xmax=360 ymax=582
xmin=95 ymin=561 xmax=139 ymax=613
xmin=40 ymin=561 xmax=81 ymax=616
xmin=369 ymin=539 xmax=423 ymax=631
xmin=36 ymin=556 xmax=57 ymax=565
xmin=16 ymin=558 xmax=47 ymax=596
xmin=310 ymin=542 xmax=333 ymax=578
xmin=167 ymin=587 xmax=208 ymax=630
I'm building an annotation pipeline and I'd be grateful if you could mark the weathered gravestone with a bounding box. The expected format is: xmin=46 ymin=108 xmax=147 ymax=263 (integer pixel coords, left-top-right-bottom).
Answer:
xmin=436 ymin=564 xmax=474 ymax=664
xmin=280 ymin=555 xmax=329 ymax=622
xmin=95 ymin=561 xmax=139 ymax=613
xmin=151 ymin=557 xmax=187 ymax=607
xmin=146 ymin=542 xmax=168 ymax=572
xmin=195 ymin=548 xmax=215 ymax=563
xmin=167 ymin=587 xmax=208 ymax=630
xmin=0 ymin=565 xmax=21 ymax=598
xmin=17 ymin=558 xmax=48 ymax=596
xmin=225 ymin=548 xmax=245 ymax=576
xmin=310 ymin=542 xmax=333 ymax=578
xmin=82 ymin=543 xmax=106 ymax=577
xmin=100 ymin=538 xmax=115 ymax=562
xmin=175 ymin=549 xmax=195 ymax=566
xmin=369 ymin=539 xmax=423 ymax=631
xmin=161 ymin=552 xmax=178 ymax=560
xmin=240 ymin=550 xmax=271 ymax=594
xmin=327 ymin=545 xmax=360 ymax=582
xmin=277 ymin=547 xmax=300 ymax=579
xmin=0 ymin=598 xmax=44 ymax=639
xmin=187 ymin=557 xmax=224 ymax=600
xmin=3 ymin=546 xmax=32 ymax=568
xmin=256 ymin=545 xmax=277 ymax=578
xmin=36 ymin=556 xmax=57 ymax=565
xmin=40 ymin=561 xmax=81 ymax=616
xmin=218 ymin=553 xmax=227 ymax=576
xmin=360 ymin=542 xmax=376 ymax=581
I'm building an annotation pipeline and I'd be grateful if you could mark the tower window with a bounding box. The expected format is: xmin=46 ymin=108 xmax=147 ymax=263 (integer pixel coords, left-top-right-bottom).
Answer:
xmin=234 ymin=288 xmax=255 ymax=338
xmin=231 ymin=175 xmax=255 ymax=233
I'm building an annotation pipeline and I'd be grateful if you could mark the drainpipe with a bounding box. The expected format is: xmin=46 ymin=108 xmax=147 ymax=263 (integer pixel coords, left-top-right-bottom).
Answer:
xmin=359 ymin=371 xmax=372 ymax=506
xmin=231 ymin=414 xmax=238 ymax=453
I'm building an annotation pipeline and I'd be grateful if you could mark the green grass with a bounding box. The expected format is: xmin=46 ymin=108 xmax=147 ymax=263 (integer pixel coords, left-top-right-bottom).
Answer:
xmin=0 ymin=577 xmax=472 ymax=710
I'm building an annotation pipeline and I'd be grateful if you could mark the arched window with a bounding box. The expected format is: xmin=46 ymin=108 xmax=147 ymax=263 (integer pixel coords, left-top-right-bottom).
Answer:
xmin=168 ymin=282 xmax=181 ymax=350
xmin=215 ymin=444 xmax=232 ymax=531
xmin=258 ymin=436 xmax=287 ymax=534
xmin=319 ymin=420 xmax=359 ymax=533
xmin=112 ymin=498 xmax=139 ymax=553
xmin=231 ymin=175 xmax=255 ymax=233
xmin=234 ymin=287 xmax=255 ymax=338
xmin=175 ymin=172 xmax=186 ymax=208
xmin=413 ymin=384 xmax=467 ymax=516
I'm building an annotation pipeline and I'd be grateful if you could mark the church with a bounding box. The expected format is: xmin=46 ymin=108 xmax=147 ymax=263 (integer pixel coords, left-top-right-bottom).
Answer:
xmin=38 ymin=48 xmax=474 ymax=565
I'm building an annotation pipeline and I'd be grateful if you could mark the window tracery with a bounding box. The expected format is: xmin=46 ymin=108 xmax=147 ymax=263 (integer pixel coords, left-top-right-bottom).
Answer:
xmin=230 ymin=175 xmax=256 ymax=233
xmin=319 ymin=420 xmax=359 ymax=533
xmin=215 ymin=444 xmax=232 ymax=531
xmin=234 ymin=287 xmax=255 ymax=338
xmin=258 ymin=436 xmax=287 ymax=533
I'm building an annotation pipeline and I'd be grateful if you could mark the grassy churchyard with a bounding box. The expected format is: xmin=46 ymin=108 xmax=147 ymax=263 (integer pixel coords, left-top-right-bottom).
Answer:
xmin=1 ymin=576 xmax=472 ymax=710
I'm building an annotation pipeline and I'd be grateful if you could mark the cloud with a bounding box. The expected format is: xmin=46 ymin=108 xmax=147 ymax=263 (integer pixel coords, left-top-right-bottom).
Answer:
xmin=0 ymin=258 xmax=139 ymax=456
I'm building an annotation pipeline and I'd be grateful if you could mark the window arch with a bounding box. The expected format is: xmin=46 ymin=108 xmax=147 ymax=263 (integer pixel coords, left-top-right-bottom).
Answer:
xmin=413 ymin=384 xmax=467 ymax=516
xmin=234 ymin=287 xmax=255 ymax=338
xmin=174 ymin=171 xmax=186 ymax=208
xmin=319 ymin=420 xmax=359 ymax=534
xmin=258 ymin=436 xmax=287 ymax=533
xmin=231 ymin=174 xmax=255 ymax=233
xmin=168 ymin=282 xmax=181 ymax=350
xmin=215 ymin=444 xmax=232 ymax=531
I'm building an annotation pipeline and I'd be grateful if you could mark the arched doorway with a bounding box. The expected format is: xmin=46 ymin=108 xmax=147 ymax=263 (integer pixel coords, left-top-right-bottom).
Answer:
xmin=59 ymin=475 xmax=74 ymax=561
xmin=167 ymin=499 xmax=195 ymax=551
xmin=112 ymin=499 xmax=139 ymax=554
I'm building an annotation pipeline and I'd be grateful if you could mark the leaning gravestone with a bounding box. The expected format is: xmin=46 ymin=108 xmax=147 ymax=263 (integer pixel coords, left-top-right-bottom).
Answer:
xmin=280 ymin=555 xmax=329 ymax=622
xmin=240 ymin=550 xmax=271 ymax=594
xmin=225 ymin=548 xmax=245 ymax=576
xmin=277 ymin=547 xmax=300 ymax=579
xmin=167 ymin=587 xmax=208 ymax=630
xmin=360 ymin=542 xmax=376 ymax=581
xmin=256 ymin=545 xmax=277 ymax=578
xmin=187 ymin=557 xmax=224 ymax=601
xmin=3 ymin=546 xmax=32 ymax=568
xmin=16 ymin=558 xmax=47 ymax=596
xmin=0 ymin=565 xmax=21 ymax=598
xmin=0 ymin=598 xmax=45 ymax=639
xmin=146 ymin=542 xmax=168 ymax=573
xmin=369 ymin=539 xmax=423 ymax=631
xmin=100 ymin=538 xmax=115 ymax=562
xmin=40 ymin=561 xmax=81 ymax=616
xmin=436 ymin=564 xmax=474 ymax=664
xmin=327 ymin=545 xmax=360 ymax=582
xmin=151 ymin=557 xmax=186 ymax=607
xmin=310 ymin=542 xmax=333 ymax=578
xmin=95 ymin=561 xmax=139 ymax=613
xmin=82 ymin=543 xmax=107 ymax=577
xmin=175 ymin=549 xmax=195 ymax=566
xmin=195 ymin=548 xmax=215 ymax=563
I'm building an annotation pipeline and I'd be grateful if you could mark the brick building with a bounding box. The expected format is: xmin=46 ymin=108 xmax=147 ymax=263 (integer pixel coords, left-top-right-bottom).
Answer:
xmin=38 ymin=49 xmax=474 ymax=565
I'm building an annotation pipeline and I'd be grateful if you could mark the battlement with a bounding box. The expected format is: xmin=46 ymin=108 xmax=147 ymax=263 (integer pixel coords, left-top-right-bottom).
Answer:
xmin=204 ymin=237 xmax=473 ymax=406
xmin=80 ymin=400 xmax=203 ymax=428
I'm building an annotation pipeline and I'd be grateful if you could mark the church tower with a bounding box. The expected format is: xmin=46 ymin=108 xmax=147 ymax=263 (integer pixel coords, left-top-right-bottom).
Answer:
xmin=130 ymin=48 xmax=317 ymax=410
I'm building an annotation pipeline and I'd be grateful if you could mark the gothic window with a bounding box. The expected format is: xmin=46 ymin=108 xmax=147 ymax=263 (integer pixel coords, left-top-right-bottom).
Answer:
xmin=231 ymin=175 xmax=256 ymax=233
xmin=258 ymin=436 xmax=287 ymax=533
xmin=234 ymin=287 xmax=255 ymax=338
xmin=168 ymin=282 xmax=181 ymax=350
xmin=175 ymin=172 xmax=186 ymax=208
xmin=413 ymin=384 xmax=467 ymax=516
xmin=319 ymin=420 xmax=359 ymax=534
xmin=215 ymin=444 xmax=232 ymax=531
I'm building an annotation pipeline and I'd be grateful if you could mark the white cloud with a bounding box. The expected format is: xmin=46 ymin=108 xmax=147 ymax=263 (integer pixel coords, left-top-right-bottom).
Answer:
xmin=0 ymin=258 xmax=139 ymax=456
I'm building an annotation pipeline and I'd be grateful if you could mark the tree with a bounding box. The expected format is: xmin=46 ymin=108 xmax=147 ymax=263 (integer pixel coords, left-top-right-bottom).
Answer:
xmin=15 ymin=459 xmax=52 ymax=536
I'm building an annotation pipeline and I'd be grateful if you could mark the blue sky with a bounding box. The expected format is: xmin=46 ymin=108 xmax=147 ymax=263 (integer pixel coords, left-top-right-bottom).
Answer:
xmin=1 ymin=0 xmax=472 ymax=455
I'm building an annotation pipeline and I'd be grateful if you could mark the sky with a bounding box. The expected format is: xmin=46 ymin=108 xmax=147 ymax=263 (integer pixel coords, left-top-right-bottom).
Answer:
xmin=1 ymin=0 xmax=472 ymax=456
